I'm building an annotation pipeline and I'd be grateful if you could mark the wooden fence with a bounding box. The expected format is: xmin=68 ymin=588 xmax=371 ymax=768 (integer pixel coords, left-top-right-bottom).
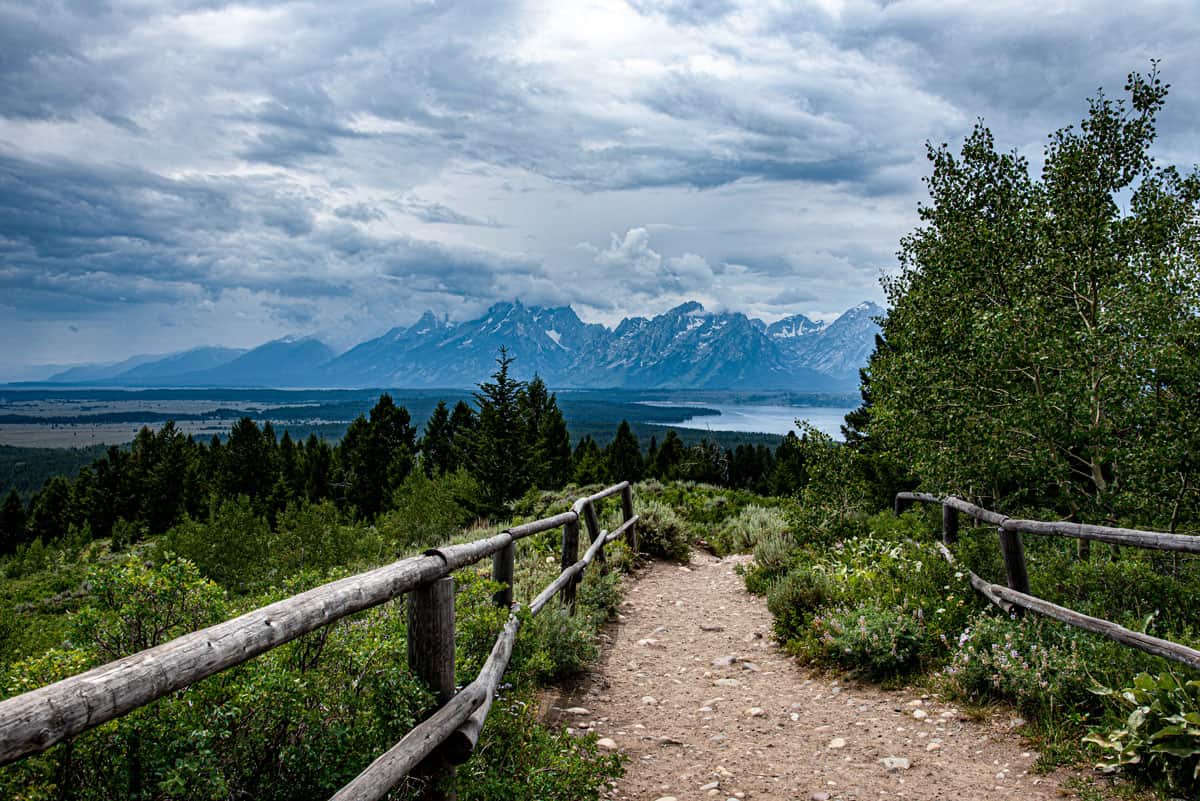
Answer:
xmin=895 ymin=492 xmax=1200 ymax=671
xmin=0 ymin=481 xmax=639 ymax=801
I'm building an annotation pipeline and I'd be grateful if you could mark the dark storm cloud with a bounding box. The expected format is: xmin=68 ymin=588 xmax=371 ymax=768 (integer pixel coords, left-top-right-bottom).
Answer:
xmin=1 ymin=0 xmax=1197 ymax=365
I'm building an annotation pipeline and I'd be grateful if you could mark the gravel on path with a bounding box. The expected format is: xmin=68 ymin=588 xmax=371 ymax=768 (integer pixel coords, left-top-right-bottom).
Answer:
xmin=545 ymin=551 xmax=1080 ymax=801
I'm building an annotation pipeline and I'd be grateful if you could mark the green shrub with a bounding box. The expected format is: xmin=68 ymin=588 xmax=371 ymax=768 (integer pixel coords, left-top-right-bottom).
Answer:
xmin=766 ymin=563 xmax=838 ymax=641
xmin=1085 ymin=672 xmax=1200 ymax=792
xmin=161 ymin=496 xmax=271 ymax=592
xmin=272 ymin=500 xmax=358 ymax=574
xmin=943 ymin=613 xmax=1104 ymax=719
xmin=511 ymin=606 xmax=599 ymax=684
xmin=0 ymin=558 xmax=434 ymax=801
xmin=71 ymin=556 xmax=227 ymax=660
xmin=711 ymin=505 xmax=788 ymax=555
xmin=808 ymin=602 xmax=924 ymax=679
xmin=632 ymin=499 xmax=691 ymax=561
xmin=379 ymin=469 xmax=480 ymax=553
xmin=752 ymin=531 xmax=794 ymax=577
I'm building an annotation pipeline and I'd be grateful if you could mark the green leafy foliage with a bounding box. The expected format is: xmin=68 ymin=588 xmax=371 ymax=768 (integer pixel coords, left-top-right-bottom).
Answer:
xmin=868 ymin=67 xmax=1200 ymax=527
xmin=631 ymin=498 xmax=692 ymax=562
xmin=1085 ymin=672 xmax=1200 ymax=791
xmin=72 ymin=557 xmax=227 ymax=659
xmin=811 ymin=603 xmax=924 ymax=679
xmin=378 ymin=469 xmax=481 ymax=553
xmin=763 ymin=517 xmax=979 ymax=679
xmin=944 ymin=613 xmax=1106 ymax=719
xmin=160 ymin=496 xmax=271 ymax=592
xmin=710 ymin=504 xmax=789 ymax=555
xmin=0 ymin=473 xmax=639 ymax=800
xmin=455 ymin=690 xmax=623 ymax=801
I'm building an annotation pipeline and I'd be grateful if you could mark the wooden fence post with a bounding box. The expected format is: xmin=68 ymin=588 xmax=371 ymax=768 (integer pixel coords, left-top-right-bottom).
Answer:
xmin=560 ymin=516 xmax=580 ymax=613
xmin=582 ymin=500 xmax=607 ymax=576
xmin=408 ymin=577 xmax=457 ymax=801
xmin=492 ymin=542 xmax=514 ymax=610
xmin=942 ymin=504 xmax=959 ymax=545
xmin=997 ymin=527 xmax=1031 ymax=598
xmin=621 ymin=484 xmax=638 ymax=556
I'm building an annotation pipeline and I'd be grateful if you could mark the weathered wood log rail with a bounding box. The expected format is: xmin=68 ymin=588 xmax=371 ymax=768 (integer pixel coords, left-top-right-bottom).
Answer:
xmin=895 ymin=492 xmax=1200 ymax=671
xmin=0 ymin=481 xmax=639 ymax=801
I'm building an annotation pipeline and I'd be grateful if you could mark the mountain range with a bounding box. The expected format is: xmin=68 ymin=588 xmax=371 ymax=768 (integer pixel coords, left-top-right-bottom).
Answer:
xmin=37 ymin=301 xmax=884 ymax=390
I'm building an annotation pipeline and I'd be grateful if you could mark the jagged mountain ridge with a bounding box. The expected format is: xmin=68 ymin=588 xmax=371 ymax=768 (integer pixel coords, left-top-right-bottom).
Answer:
xmin=319 ymin=299 xmax=880 ymax=389
xmin=35 ymin=300 xmax=884 ymax=389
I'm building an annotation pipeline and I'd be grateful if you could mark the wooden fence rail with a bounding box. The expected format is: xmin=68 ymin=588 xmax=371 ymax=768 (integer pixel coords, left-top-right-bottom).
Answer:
xmin=0 ymin=481 xmax=639 ymax=801
xmin=896 ymin=492 xmax=1200 ymax=672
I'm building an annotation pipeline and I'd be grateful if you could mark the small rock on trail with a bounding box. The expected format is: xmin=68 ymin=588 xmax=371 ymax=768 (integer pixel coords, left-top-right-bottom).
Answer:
xmin=545 ymin=551 xmax=1083 ymax=800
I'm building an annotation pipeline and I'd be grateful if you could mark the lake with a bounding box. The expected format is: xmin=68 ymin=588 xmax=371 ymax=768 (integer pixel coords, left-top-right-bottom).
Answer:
xmin=648 ymin=403 xmax=856 ymax=440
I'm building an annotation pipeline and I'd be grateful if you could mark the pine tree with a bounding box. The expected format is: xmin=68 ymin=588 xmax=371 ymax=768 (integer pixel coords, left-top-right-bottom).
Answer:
xmin=0 ymin=489 xmax=27 ymax=554
xmin=771 ymin=432 xmax=809 ymax=496
xmin=302 ymin=434 xmax=333 ymax=502
xmin=653 ymin=430 xmax=685 ymax=479
xmin=534 ymin=402 xmax=572 ymax=490
xmin=339 ymin=394 xmax=416 ymax=519
xmin=646 ymin=436 xmax=659 ymax=478
xmin=522 ymin=376 xmax=571 ymax=489
xmin=278 ymin=430 xmax=302 ymax=499
xmin=371 ymin=394 xmax=417 ymax=493
xmin=470 ymin=349 xmax=530 ymax=513
xmin=573 ymin=436 xmax=606 ymax=485
xmin=216 ymin=418 xmax=275 ymax=507
xmin=420 ymin=400 xmax=454 ymax=476
xmin=28 ymin=475 xmax=72 ymax=542
xmin=447 ymin=400 xmax=477 ymax=472
xmin=605 ymin=420 xmax=642 ymax=483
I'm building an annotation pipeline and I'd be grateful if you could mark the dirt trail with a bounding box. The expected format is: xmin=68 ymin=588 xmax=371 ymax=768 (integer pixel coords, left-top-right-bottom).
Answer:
xmin=546 ymin=552 xmax=1081 ymax=801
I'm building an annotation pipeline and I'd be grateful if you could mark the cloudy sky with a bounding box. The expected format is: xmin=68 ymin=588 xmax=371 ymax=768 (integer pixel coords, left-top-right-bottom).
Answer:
xmin=2 ymin=0 xmax=1198 ymax=372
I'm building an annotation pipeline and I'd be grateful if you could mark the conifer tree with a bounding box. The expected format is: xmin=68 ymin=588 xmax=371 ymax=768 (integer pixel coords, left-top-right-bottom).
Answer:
xmin=340 ymin=394 xmax=416 ymax=519
xmin=0 ymin=489 xmax=27 ymax=554
xmin=302 ymin=434 xmax=333 ymax=502
xmin=470 ymin=349 xmax=530 ymax=512
xmin=447 ymin=400 xmax=477 ymax=472
xmin=771 ymin=431 xmax=809 ymax=496
xmin=572 ymin=436 xmax=606 ymax=485
xmin=420 ymin=400 xmax=454 ymax=475
xmin=534 ymin=402 xmax=572 ymax=489
xmin=605 ymin=420 xmax=642 ymax=482
xmin=653 ymin=430 xmax=685 ymax=478
xmin=522 ymin=376 xmax=572 ymax=489
xmin=216 ymin=418 xmax=275 ymax=507
xmin=28 ymin=475 xmax=72 ymax=542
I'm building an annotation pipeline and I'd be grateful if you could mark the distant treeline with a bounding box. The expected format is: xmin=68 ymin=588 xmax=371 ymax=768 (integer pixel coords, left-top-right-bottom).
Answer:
xmin=0 ymin=356 xmax=812 ymax=554
xmin=0 ymin=445 xmax=110 ymax=502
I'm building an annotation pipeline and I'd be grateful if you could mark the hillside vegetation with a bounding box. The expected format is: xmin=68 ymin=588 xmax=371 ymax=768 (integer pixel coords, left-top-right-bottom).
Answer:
xmin=738 ymin=68 xmax=1200 ymax=798
xmin=0 ymin=349 xmax=809 ymax=800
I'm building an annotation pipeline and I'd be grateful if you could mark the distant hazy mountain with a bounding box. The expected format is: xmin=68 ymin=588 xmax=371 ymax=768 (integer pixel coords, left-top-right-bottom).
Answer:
xmin=46 ymin=353 xmax=167 ymax=383
xmin=25 ymin=300 xmax=883 ymax=390
xmin=111 ymin=346 xmax=247 ymax=382
xmin=172 ymin=337 xmax=336 ymax=387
